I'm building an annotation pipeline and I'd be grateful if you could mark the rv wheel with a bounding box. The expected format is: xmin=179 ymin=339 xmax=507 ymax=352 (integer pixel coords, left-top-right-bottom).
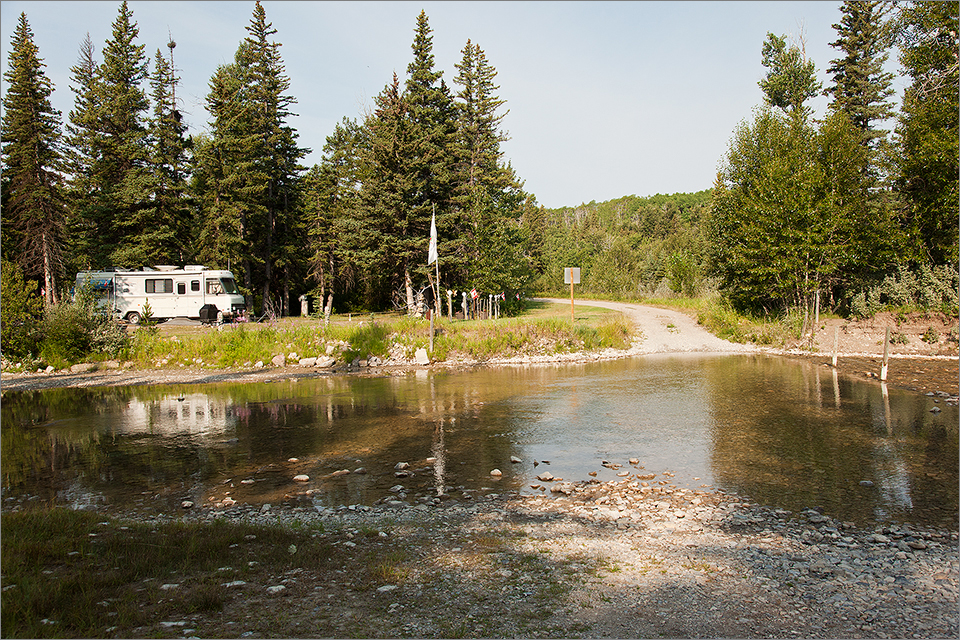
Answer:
xmin=126 ymin=311 xmax=142 ymax=325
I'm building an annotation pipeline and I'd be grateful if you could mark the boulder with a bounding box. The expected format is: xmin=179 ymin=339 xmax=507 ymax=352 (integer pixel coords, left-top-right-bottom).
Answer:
xmin=298 ymin=357 xmax=317 ymax=367
xmin=415 ymin=348 xmax=430 ymax=365
xmin=271 ymin=354 xmax=286 ymax=367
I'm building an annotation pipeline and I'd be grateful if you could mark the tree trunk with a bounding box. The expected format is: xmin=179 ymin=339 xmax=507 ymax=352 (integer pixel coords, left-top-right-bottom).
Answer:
xmin=404 ymin=265 xmax=415 ymax=315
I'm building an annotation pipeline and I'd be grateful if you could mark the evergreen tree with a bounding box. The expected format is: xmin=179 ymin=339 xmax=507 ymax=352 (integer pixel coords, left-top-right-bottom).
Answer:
xmin=141 ymin=42 xmax=193 ymax=265
xmin=1 ymin=12 xmax=67 ymax=304
xmin=825 ymin=0 xmax=896 ymax=146
xmin=305 ymin=117 xmax=373 ymax=315
xmin=361 ymin=73 xmax=418 ymax=311
xmin=195 ymin=2 xmax=307 ymax=315
xmin=452 ymin=39 xmax=530 ymax=296
xmin=64 ymin=1 xmax=151 ymax=269
xmin=96 ymin=0 xmax=152 ymax=268
xmin=402 ymin=10 xmax=458 ymax=309
xmin=889 ymin=0 xmax=959 ymax=266
xmin=64 ymin=32 xmax=104 ymax=269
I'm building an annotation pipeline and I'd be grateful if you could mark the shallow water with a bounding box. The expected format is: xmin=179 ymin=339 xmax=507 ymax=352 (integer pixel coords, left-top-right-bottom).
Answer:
xmin=2 ymin=354 xmax=956 ymax=528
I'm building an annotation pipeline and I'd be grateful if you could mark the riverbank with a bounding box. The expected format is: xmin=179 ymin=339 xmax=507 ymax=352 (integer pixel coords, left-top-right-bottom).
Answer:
xmin=4 ymin=471 xmax=957 ymax=639
xmin=1 ymin=301 xmax=956 ymax=398
xmin=2 ymin=302 xmax=957 ymax=638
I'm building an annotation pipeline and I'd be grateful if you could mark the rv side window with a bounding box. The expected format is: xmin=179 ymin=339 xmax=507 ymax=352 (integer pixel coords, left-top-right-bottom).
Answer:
xmin=206 ymin=279 xmax=224 ymax=295
xmin=145 ymin=279 xmax=173 ymax=294
xmin=191 ymin=280 xmax=200 ymax=292
xmin=177 ymin=282 xmax=186 ymax=295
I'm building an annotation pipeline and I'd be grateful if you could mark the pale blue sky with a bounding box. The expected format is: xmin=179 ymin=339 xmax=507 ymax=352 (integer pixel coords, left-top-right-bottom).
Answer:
xmin=1 ymin=1 xmax=907 ymax=208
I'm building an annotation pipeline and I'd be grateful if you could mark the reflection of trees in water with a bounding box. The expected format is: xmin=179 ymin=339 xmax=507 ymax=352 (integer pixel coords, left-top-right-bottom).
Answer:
xmin=705 ymin=356 xmax=958 ymax=527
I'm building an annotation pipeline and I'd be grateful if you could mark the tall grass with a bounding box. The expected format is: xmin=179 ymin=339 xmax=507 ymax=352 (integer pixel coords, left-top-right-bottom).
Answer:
xmin=125 ymin=309 xmax=633 ymax=369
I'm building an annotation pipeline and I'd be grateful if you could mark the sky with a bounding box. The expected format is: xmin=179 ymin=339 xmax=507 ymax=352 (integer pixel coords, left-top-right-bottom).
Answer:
xmin=0 ymin=1 xmax=909 ymax=209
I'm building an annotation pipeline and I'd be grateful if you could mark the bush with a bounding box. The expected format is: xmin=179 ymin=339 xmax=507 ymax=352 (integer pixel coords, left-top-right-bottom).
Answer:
xmin=849 ymin=264 xmax=959 ymax=319
xmin=38 ymin=284 xmax=128 ymax=368
xmin=0 ymin=259 xmax=43 ymax=359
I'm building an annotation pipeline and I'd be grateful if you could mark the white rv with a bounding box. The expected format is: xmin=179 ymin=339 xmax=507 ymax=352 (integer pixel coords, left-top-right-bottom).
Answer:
xmin=75 ymin=266 xmax=247 ymax=324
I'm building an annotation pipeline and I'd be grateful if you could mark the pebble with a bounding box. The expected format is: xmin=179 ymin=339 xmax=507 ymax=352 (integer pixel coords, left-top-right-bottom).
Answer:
xmin=292 ymin=475 xmax=309 ymax=482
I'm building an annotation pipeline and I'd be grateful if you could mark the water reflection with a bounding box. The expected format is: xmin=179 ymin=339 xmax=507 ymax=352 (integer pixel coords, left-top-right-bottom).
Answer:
xmin=2 ymin=355 xmax=956 ymax=528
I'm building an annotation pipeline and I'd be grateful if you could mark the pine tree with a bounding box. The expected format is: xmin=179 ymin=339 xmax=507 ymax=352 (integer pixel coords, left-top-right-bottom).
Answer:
xmin=825 ymin=0 xmax=896 ymax=145
xmin=64 ymin=1 xmax=151 ymax=269
xmin=305 ymin=117 xmax=372 ymax=315
xmin=1 ymin=12 xmax=67 ymax=304
xmin=194 ymin=2 xmax=306 ymax=315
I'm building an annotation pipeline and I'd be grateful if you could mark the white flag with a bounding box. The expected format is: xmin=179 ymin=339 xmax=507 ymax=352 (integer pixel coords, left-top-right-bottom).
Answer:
xmin=428 ymin=209 xmax=438 ymax=265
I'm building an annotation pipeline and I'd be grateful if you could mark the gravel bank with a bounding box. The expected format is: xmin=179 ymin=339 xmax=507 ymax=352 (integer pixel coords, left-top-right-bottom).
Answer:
xmin=70 ymin=469 xmax=958 ymax=639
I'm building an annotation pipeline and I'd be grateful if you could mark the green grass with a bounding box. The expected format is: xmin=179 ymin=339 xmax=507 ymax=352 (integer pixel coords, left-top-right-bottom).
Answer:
xmin=123 ymin=303 xmax=634 ymax=369
xmin=1 ymin=509 xmax=335 ymax=639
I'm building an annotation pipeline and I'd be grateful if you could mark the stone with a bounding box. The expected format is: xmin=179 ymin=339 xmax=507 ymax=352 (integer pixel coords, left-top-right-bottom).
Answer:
xmin=317 ymin=357 xmax=337 ymax=368
xmin=537 ymin=472 xmax=554 ymax=482
xmin=866 ymin=533 xmax=891 ymax=544
xmin=395 ymin=462 xmax=409 ymax=470
xmin=510 ymin=456 xmax=523 ymax=464
xmin=377 ymin=585 xmax=398 ymax=593
xmin=181 ymin=500 xmax=194 ymax=509
xmin=629 ymin=458 xmax=640 ymax=465
xmin=859 ymin=480 xmax=875 ymax=487
xmin=221 ymin=581 xmax=247 ymax=588
xmin=254 ymin=361 xmax=264 ymax=368
xmin=330 ymin=469 xmax=350 ymax=477
xmin=70 ymin=362 xmax=96 ymax=374
xmin=271 ymin=354 xmax=285 ymax=367
xmin=354 ymin=467 xmax=367 ymax=474
xmin=298 ymin=357 xmax=317 ymax=367
xmin=415 ymin=348 xmax=430 ymax=365
xmin=490 ymin=469 xmax=502 ymax=477
xmin=293 ymin=474 xmax=310 ymax=482
xmin=267 ymin=585 xmax=286 ymax=594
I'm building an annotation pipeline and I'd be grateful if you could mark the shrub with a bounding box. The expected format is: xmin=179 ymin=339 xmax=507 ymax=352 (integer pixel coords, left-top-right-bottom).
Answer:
xmin=0 ymin=259 xmax=42 ymax=359
xmin=38 ymin=284 xmax=128 ymax=368
xmin=850 ymin=264 xmax=959 ymax=319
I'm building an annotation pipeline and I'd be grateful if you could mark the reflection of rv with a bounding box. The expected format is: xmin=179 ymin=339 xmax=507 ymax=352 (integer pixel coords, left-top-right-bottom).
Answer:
xmin=75 ymin=266 xmax=246 ymax=324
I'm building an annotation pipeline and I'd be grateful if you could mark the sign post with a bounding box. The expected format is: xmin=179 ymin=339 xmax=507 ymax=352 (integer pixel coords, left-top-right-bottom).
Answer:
xmin=564 ymin=267 xmax=581 ymax=322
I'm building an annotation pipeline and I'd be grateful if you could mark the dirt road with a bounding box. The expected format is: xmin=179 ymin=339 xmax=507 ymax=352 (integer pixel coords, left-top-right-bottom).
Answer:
xmin=536 ymin=297 xmax=759 ymax=354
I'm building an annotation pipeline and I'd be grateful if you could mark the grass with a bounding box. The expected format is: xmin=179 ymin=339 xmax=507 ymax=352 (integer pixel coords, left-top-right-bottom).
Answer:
xmin=123 ymin=302 xmax=634 ymax=370
xmin=1 ymin=509 xmax=335 ymax=639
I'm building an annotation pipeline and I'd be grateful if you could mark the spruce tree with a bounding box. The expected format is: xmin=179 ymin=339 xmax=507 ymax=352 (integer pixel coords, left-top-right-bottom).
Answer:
xmin=361 ymin=73 xmax=418 ymax=311
xmin=64 ymin=1 xmax=151 ymax=269
xmin=1 ymin=12 xmax=67 ymax=304
xmin=195 ymin=1 xmax=306 ymax=315
xmin=97 ymin=0 xmax=152 ymax=268
xmin=64 ymin=33 xmax=104 ymax=269
xmin=402 ymin=10 xmax=457 ymax=309
xmin=142 ymin=42 xmax=192 ymax=265
xmin=825 ymin=0 xmax=896 ymax=146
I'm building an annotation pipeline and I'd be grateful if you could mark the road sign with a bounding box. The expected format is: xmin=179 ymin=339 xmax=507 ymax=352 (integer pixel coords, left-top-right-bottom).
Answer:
xmin=564 ymin=267 xmax=581 ymax=284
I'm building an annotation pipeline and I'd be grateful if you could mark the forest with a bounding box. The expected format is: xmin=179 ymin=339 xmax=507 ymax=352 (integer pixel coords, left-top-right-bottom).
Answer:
xmin=2 ymin=1 xmax=957 ymax=357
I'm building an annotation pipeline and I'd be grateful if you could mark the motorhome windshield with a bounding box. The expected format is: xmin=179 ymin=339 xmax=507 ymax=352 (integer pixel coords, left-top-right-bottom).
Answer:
xmin=206 ymin=277 xmax=239 ymax=295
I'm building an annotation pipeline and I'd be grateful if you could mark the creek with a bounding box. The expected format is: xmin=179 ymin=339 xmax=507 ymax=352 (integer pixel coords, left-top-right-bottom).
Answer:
xmin=2 ymin=354 xmax=956 ymax=528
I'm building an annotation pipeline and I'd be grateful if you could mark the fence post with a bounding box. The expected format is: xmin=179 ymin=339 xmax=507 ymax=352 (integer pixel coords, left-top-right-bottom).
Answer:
xmin=880 ymin=327 xmax=890 ymax=381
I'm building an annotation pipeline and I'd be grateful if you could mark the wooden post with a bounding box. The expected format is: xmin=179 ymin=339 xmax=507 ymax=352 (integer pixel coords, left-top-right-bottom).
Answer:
xmin=570 ymin=272 xmax=575 ymax=322
xmin=831 ymin=326 xmax=839 ymax=367
xmin=429 ymin=308 xmax=434 ymax=353
xmin=447 ymin=290 xmax=453 ymax=321
xmin=880 ymin=327 xmax=890 ymax=381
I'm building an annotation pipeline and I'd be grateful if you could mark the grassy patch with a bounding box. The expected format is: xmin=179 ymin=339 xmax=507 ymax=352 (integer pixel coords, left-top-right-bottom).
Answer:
xmin=1 ymin=509 xmax=334 ymax=639
xmin=123 ymin=303 xmax=633 ymax=369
